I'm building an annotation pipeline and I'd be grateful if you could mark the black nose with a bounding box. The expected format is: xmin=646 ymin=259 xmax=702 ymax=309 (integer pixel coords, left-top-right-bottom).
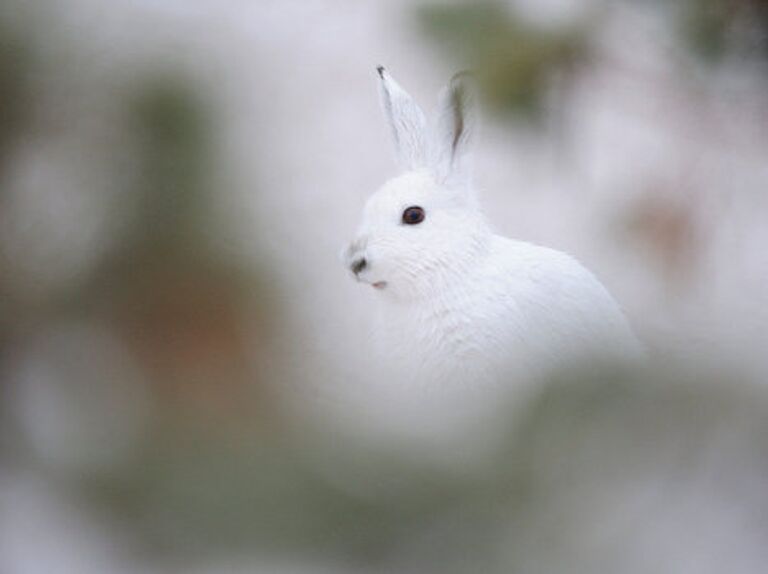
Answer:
xmin=351 ymin=257 xmax=367 ymax=275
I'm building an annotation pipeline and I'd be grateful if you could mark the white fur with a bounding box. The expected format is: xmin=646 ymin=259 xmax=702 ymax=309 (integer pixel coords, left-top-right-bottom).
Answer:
xmin=344 ymin=69 xmax=641 ymax=390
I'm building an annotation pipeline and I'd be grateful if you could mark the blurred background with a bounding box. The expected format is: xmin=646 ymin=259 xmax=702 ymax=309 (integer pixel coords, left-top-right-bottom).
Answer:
xmin=1 ymin=1 xmax=767 ymax=572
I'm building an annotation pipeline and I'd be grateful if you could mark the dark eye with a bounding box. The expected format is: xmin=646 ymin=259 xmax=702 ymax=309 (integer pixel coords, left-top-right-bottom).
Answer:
xmin=402 ymin=206 xmax=425 ymax=225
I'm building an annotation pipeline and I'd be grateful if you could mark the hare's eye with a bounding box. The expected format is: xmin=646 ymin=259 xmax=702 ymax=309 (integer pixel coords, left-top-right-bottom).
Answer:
xmin=402 ymin=206 xmax=425 ymax=225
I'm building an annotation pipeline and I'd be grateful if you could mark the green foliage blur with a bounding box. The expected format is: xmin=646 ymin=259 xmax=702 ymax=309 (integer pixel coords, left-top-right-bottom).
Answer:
xmin=420 ymin=0 xmax=768 ymax=119
xmin=420 ymin=2 xmax=590 ymax=116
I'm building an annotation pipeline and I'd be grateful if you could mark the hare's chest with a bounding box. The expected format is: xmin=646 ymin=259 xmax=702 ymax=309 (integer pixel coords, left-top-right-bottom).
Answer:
xmin=372 ymin=297 xmax=518 ymax=387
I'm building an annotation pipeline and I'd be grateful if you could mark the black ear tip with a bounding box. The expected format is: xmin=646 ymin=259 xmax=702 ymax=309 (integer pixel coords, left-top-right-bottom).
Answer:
xmin=376 ymin=65 xmax=386 ymax=78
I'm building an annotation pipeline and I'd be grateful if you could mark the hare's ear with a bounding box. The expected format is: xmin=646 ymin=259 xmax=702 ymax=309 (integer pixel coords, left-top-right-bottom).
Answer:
xmin=431 ymin=72 xmax=476 ymax=186
xmin=377 ymin=66 xmax=427 ymax=170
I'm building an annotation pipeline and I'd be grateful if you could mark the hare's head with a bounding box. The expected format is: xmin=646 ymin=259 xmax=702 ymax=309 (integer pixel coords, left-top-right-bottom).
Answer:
xmin=344 ymin=68 xmax=490 ymax=300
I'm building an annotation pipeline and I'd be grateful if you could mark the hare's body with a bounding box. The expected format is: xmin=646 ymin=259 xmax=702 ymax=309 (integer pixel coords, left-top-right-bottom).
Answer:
xmin=344 ymin=69 xmax=640 ymax=390
xmin=373 ymin=231 xmax=638 ymax=388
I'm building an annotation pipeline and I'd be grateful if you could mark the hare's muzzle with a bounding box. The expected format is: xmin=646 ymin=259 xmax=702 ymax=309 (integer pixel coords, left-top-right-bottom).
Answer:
xmin=350 ymin=257 xmax=367 ymax=276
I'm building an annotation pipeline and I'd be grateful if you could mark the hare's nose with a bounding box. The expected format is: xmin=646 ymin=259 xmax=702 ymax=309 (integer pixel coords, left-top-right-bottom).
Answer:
xmin=350 ymin=257 xmax=367 ymax=276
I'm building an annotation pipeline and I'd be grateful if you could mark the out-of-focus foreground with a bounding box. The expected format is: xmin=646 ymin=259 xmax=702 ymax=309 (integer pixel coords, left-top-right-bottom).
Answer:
xmin=1 ymin=1 xmax=767 ymax=573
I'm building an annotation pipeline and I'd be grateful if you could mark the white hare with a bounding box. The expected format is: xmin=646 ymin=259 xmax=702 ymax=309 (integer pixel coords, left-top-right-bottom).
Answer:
xmin=344 ymin=68 xmax=641 ymax=391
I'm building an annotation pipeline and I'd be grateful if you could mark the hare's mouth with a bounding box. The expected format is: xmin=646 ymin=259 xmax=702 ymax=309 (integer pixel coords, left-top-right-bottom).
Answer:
xmin=372 ymin=281 xmax=387 ymax=290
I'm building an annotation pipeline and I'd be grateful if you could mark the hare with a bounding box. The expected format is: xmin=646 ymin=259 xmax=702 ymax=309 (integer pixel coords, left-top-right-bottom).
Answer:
xmin=343 ymin=68 xmax=641 ymax=390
